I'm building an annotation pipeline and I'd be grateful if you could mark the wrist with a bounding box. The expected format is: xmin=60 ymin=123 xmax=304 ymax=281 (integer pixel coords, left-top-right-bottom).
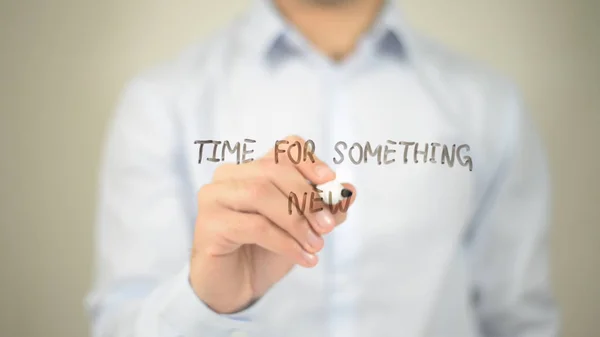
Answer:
xmin=188 ymin=266 xmax=254 ymax=315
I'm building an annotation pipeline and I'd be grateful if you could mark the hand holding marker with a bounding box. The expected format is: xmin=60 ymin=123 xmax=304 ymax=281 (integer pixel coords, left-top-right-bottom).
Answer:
xmin=190 ymin=135 xmax=357 ymax=314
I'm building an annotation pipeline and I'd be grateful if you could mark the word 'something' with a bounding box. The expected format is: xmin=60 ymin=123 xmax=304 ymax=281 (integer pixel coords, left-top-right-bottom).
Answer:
xmin=333 ymin=141 xmax=473 ymax=171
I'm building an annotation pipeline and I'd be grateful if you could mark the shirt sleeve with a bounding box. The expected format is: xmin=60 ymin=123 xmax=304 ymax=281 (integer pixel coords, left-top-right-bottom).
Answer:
xmin=467 ymin=85 xmax=561 ymax=337
xmin=84 ymin=75 xmax=259 ymax=337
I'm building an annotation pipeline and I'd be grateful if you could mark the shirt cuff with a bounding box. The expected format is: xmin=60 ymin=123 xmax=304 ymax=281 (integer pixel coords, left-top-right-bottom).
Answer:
xmin=159 ymin=263 xmax=259 ymax=336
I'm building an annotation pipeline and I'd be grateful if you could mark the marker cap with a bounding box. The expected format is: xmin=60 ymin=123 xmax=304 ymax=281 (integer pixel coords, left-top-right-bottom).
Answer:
xmin=315 ymin=180 xmax=352 ymax=205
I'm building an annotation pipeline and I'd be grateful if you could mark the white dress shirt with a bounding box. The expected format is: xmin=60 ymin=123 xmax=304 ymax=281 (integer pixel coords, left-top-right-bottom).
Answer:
xmin=85 ymin=1 xmax=560 ymax=336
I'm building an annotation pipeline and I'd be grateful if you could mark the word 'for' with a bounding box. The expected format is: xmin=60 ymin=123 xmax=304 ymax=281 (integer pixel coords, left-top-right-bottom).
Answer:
xmin=194 ymin=139 xmax=473 ymax=171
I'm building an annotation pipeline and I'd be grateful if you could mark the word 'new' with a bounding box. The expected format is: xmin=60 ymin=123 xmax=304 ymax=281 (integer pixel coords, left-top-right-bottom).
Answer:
xmin=288 ymin=190 xmax=351 ymax=215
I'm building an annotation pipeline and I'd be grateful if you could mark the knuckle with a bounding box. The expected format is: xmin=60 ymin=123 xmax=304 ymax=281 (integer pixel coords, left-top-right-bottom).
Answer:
xmin=273 ymin=231 xmax=295 ymax=254
xmin=280 ymin=164 xmax=299 ymax=177
xmin=220 ymin=217 xmax=240 ymax=238
xmin=285 ymin=134 xmax=305 ymax=143
xmin=197 ymin=213 xmax=220 ymax=232
xmin=291 ymin=215 xmax=308 ymax=231
xmin=225 ymin=181 xmax=247 ymax=212
xmin=194 ymin=214 xmax=223 ymax=249
xmin=257 ymin=158 xmax=277 ymax=174
xmin=250 ymin=216 xmax=270 ymax=236
xmin=212 ymin=163 xmax=235 ymax=181
xmin=197 ymin=184 xmax=214 ymax=203
xmin=246 ymin=178 xmax=271 ymax=199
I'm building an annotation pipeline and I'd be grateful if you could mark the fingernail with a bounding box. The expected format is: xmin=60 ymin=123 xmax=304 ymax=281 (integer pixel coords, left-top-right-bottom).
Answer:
xmin=306 ymin=230 xmax=323 ymax=252
xmin=301 ymin=251 xmax=318 ymax=267
xmin=314 ymin=165 xmax=334 ymax=180
xmin=315 ymin=209 xmax=335 ymax=232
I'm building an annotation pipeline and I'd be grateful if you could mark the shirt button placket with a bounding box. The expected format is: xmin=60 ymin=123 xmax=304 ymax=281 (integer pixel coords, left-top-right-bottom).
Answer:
xmin=327 ymin=66 xmax=358 ymax=337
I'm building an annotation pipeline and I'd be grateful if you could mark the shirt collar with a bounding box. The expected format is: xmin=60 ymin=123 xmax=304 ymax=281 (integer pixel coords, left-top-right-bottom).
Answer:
xmin=243 ymin=0 xmax=408 ymax=66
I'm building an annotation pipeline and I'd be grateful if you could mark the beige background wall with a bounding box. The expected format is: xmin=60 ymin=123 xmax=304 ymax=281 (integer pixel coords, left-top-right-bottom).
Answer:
xmin=1 ymin=1 xmax=598 ymax=336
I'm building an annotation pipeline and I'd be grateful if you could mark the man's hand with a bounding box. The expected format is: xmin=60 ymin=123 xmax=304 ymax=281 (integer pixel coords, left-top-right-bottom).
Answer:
xmin=189 ymin=135 xmax=357 ymax=314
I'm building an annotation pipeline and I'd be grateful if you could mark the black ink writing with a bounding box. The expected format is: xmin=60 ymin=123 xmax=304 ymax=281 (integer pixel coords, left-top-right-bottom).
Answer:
xmin=195 ymin=139 xmax=473 ymax=171
xmin=274 ymin=139 xmax=316 ymax=164
xmin=288 ymin=190 xmax=351 ymax=215
xmin=194 ymin=139 xmax=255 ymax=164
xmin=456 ymin=144 xmax=473 ymax=171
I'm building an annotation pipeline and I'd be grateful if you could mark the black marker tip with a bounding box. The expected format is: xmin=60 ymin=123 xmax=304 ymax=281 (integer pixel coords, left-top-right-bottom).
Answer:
xmin=341 ymin=188 xmax=353 ymax=198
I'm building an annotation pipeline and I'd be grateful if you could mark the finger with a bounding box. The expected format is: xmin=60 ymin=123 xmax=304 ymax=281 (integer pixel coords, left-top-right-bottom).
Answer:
xmin=264 ymin=135 xmax=341 ymax=234
xmin=329 ymin=183 xmax=357 ymax=227
xmin=212 ymin=159 xmax=336 ymax=236
xmin=200 ymin=180 xmax=324 ymax=254
xmin=256 ymin=158 xmax=334 ymax=235
xmin=307 ymin=182 xmax=357 ymax=233
xmin=217 ymin=211 xmax=318 ymax=268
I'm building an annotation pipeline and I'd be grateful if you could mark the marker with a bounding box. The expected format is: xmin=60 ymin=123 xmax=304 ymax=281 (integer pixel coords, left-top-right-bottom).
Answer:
xmin=314 ymin=180 xmax=353 ymax=205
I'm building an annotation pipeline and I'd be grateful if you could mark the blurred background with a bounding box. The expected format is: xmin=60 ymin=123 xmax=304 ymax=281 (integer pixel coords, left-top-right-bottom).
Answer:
xmin=0 ymin=0 xmax=598 ymax=336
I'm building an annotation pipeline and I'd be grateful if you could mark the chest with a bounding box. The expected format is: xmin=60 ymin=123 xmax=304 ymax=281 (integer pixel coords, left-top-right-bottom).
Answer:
xmin=182 ymin=65 xmax=479 ymax=334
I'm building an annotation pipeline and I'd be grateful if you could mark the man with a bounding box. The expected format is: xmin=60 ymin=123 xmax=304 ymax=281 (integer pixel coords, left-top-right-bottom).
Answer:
xmin=85 ymin=0 xmax=560 ymax=336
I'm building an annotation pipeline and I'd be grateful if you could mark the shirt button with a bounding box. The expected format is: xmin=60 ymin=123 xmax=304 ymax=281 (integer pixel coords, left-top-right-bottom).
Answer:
xmin=471 ymin=288 xmax=481 ymax=307
xmin=230 ymin=330 xmax=247 ymax=337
